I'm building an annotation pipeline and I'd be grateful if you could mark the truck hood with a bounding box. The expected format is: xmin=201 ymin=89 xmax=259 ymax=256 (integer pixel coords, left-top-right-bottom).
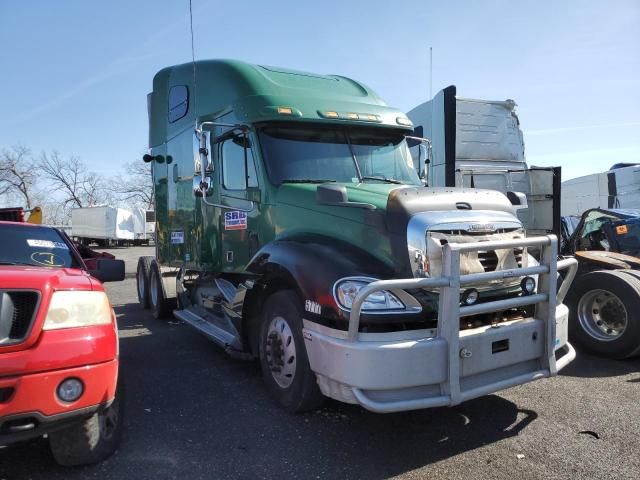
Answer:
xmin=276 ymin=183 xmax=517 ymax=229
xmin=0 ymin=266 xmax=95 ymax=291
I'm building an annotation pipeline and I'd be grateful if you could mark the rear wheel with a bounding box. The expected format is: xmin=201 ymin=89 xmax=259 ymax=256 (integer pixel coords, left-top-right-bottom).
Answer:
xmin=136 ymin=256 xmax=153 ymax=309
xmin=566 ymin=270 xmax=640 ymax=359
xmin=149 ymin=261 xmax=172 ymax=319
xmin=259 ymin=290 xmax=323 ymax=412
xmin=49 ymin=379 xmax=123 ymax=466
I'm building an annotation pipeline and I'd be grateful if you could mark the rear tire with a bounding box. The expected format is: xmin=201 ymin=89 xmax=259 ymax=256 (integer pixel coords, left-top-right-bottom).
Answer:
xmin=136 ymin=256 xmax=153 ymax=309
xmin=566 ymin=270 xmax=640 ymax=359
xmin=149 ymin=261 xmax=172 ymax=319
xmin=259 ymin=290 xmax=324 ymax=412
xmin=49 ymin=379 xmax=123 ymax=466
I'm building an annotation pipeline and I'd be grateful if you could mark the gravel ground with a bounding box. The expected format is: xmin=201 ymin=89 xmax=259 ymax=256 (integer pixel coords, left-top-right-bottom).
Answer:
xmin=1 ymin=246 xmax=638 ymax=479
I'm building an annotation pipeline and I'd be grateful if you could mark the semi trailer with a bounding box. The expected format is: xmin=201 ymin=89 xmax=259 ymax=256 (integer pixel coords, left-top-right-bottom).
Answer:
xmin=71 ymin=206 xmax=135 ymax=247
xmin=136 ymin=60 xmax=577 ymax=413
xmin=407 ymin=86 xmax=561 ymax=238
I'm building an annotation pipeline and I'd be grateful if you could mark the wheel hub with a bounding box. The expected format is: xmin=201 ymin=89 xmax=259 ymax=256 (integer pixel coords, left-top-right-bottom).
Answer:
xmin=578 ymin=289 xmax=628 ymax=341
xmin=265 ymin=316 xmax=297 ymax=388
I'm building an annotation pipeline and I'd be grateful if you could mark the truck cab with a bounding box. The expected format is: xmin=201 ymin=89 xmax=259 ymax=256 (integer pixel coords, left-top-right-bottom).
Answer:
xmin=138 ymin=60 xmax=577 ymax=413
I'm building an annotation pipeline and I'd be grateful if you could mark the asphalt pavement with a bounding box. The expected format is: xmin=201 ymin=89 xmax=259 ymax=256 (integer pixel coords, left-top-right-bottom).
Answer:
xmin=1 ymin=246 xmax=639 ymax=479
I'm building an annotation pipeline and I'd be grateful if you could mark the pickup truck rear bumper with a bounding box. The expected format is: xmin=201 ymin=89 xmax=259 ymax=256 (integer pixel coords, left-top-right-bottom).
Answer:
xmin=0 ymin=359 xmax=118 ymax=445
xmin=304 ymin=305 xmax=575 ymax=412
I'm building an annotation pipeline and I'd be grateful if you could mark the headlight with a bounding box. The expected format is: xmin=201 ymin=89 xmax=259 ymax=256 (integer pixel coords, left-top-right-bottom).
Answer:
xmin=335 ymin=279 xmax=406 ymax=311
xmin=43 ymin=291 xmax=112 ymax=330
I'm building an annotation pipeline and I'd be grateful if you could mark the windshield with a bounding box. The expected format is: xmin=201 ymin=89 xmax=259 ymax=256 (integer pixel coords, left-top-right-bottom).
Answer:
xmin=0 ymin=224 xmax=79 ymax=268
xmin=258 ymin=126 xmax=421 ymax=185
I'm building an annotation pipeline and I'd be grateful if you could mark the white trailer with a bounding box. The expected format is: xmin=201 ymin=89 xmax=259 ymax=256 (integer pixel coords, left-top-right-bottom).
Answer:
xmin=71 ymin=206 xmax=135 ymax=247
xmin=407 ymin=86 xmax=561 ymax=237
xmin=561 ymin=163 xmax=640 ymax=216
xmin=131 ymin=208 xmax=156 ymax=245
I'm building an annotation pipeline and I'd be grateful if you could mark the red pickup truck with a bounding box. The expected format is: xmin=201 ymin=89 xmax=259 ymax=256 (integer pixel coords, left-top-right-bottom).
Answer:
xmin=0 ymin=220 xmax=125 ymax=465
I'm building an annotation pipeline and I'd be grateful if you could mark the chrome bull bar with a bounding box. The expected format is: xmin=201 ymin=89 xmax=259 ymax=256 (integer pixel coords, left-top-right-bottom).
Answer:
xmin=346 ymin=235 xmax=578 ymax=409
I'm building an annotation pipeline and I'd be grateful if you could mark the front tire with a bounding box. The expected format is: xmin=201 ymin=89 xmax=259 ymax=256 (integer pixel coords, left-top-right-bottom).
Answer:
xmin=566 ymin=270 xmax=640 ymax=359
xmin=259 ymin=290 xmax=323 ymax=412
xmin=49 ymin=381 xmax=123 ymax=466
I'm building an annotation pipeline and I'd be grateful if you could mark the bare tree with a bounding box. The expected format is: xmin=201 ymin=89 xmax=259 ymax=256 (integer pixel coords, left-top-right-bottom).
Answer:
xmin=40 ymin=151 xmax=109 ymax=209
xmin=0 ymin=145 xmax=37 ymax=209
xmin=111 ymin=159 xmax=154 ymax=209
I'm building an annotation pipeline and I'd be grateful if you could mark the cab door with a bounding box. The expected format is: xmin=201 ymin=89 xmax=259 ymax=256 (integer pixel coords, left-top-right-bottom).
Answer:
xmin=216 ymin=132 xmax=261 ymax=272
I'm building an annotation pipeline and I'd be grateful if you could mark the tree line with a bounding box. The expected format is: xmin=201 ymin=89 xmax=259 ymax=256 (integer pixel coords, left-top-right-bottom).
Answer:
xmin=0 ymin=145 xmax=153 ymax=225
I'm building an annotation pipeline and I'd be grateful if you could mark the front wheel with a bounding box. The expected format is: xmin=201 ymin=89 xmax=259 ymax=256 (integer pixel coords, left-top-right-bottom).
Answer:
xmin=566 ymin=270 xmax=640 ymax=359
xmin=49 ymin=381 xmax=123 ymax=466
xmin=259 ymin=290 xmax=324 ymax=412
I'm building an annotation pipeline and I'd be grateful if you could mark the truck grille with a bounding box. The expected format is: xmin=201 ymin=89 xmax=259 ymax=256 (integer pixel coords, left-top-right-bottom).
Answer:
xmin=424 ymin=228 xmax=526 ymax=286
xmin=0 ymin=290 xmax=40 ymax=345
xmin=478 ymin=247 xmax=524 ymax=272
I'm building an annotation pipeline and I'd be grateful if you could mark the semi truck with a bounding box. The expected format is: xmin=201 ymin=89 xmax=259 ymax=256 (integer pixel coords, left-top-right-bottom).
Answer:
xmin=406 ymin=86 xmax=561 ymax=238
xmin=136 ymin=60 xmax=577 ymax=413
xmin=71 ymin=206 xmax=135 ymax=247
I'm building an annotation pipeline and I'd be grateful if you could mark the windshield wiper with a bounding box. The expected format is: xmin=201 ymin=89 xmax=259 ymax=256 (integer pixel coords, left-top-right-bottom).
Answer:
xmin=360 ymin=175 xmax=404 ymax=184
xmin=281 ymin=179 xmax=337 ymax=184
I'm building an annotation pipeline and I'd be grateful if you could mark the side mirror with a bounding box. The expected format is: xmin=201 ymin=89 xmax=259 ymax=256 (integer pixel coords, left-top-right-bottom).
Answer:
xmin=193 ymin=175 xmax=213 ymax=197
xmin=86 ymin=258 xmax=125 ymax=282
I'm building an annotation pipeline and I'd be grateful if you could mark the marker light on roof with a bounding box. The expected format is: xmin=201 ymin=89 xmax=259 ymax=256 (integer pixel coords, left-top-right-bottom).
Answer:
xmin=365 ymin=114 xmax=379 ymax=122
xmin=396 ymin=116 xmax=412 ymax=126
xmin=324 ymin=111 xmax=339 ymax=118
xmin=346 ymin=113 xmax=359 ymax=119
xmin=277 ymin=107 xmax=293 ymax=115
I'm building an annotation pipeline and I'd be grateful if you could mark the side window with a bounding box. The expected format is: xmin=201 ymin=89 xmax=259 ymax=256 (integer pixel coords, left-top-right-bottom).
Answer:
xmin=168 ymin=85 xmax=189 ymax=123
xmin=221 ymin=137 xmax=258 ymax=190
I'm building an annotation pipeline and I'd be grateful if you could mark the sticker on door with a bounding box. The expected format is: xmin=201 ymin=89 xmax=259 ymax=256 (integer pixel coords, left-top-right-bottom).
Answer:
xmin=224 ymin=211 xmax=247 ymax=230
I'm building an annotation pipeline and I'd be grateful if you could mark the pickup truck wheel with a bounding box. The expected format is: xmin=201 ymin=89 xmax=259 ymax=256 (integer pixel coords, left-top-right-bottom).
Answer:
xmin=136 ymin=256 xmax=153 ymax=309
xmin=149 ymin=262 xmax=171 ymax=319
xmin=566 ymin=270 xmax=640 ymax=359
xmin=259 ymin=290 xmax=323 ymax=412
xmin=49 ymin=381 xmax=123 ymax=466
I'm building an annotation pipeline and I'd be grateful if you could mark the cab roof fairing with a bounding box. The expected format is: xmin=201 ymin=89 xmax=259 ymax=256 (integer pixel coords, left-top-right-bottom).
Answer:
xmin=148 ymin=59 xmax=412 ymax=148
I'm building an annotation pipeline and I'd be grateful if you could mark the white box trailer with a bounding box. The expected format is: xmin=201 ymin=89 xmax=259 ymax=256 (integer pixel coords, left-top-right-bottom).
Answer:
xmin=131 ymin=208 xmax=156 ymax=245
xmin=71 ymin=206 xmax=135 ymax=246
xmin=561 ymin=163 xmax=640 ymax=216
xmin=407 ymin=85 xmax=561 ymax=237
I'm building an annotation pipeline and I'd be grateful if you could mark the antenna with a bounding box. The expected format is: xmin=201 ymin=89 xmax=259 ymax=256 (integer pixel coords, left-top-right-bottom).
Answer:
xmin=189 ymin=0 xmax=198 ymax=114
xmin=429 ymin=46 xmax=433 ymax=99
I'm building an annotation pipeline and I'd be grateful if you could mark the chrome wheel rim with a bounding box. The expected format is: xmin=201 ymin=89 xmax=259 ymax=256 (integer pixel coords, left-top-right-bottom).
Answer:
xmin=137 ymin=267 xmax=145 ymax=300
xmin=578 ymin=289 xmax=627 ymax=341
xmin=150 ymin=269 xmax=159 ymax=307
xmin=265 ymin=316 xmax=297 ymax=388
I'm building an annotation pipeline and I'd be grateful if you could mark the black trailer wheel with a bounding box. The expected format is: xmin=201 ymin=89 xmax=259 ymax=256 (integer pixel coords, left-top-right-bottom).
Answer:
xmin=149 ymin=261 xmax=172 ymax=319
xmin=136 ymin=256 xmax=154 ymax=309
xmin=566 ymin=270 xmax=640 ymax=359
xmin=259 ymin=290 xmax=323 ymax=412
xmin=49 ymin=379 xmax=123 ymax=466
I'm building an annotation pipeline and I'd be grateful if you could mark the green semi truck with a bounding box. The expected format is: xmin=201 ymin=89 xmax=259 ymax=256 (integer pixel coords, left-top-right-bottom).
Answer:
xmin=136 ymin=60 xmax=578 ymax=412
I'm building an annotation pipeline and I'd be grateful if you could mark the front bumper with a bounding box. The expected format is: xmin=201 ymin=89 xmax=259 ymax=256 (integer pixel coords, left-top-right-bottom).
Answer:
xmin=0 ymin=359 xmax=118 ymax=445
xmin=304 ymin=305 xmax=574 ymax=412
xmin=304 ymin=235 xmax=578 ymax=413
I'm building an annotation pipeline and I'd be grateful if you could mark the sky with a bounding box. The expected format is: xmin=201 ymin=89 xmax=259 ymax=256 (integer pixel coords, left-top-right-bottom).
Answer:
xmin=0 ymin=0 xmax=638 ymax=181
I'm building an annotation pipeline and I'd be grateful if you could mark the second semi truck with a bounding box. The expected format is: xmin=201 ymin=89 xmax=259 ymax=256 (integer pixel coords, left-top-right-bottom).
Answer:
xmin=136 ymin=60 xmax=577 ymax=413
